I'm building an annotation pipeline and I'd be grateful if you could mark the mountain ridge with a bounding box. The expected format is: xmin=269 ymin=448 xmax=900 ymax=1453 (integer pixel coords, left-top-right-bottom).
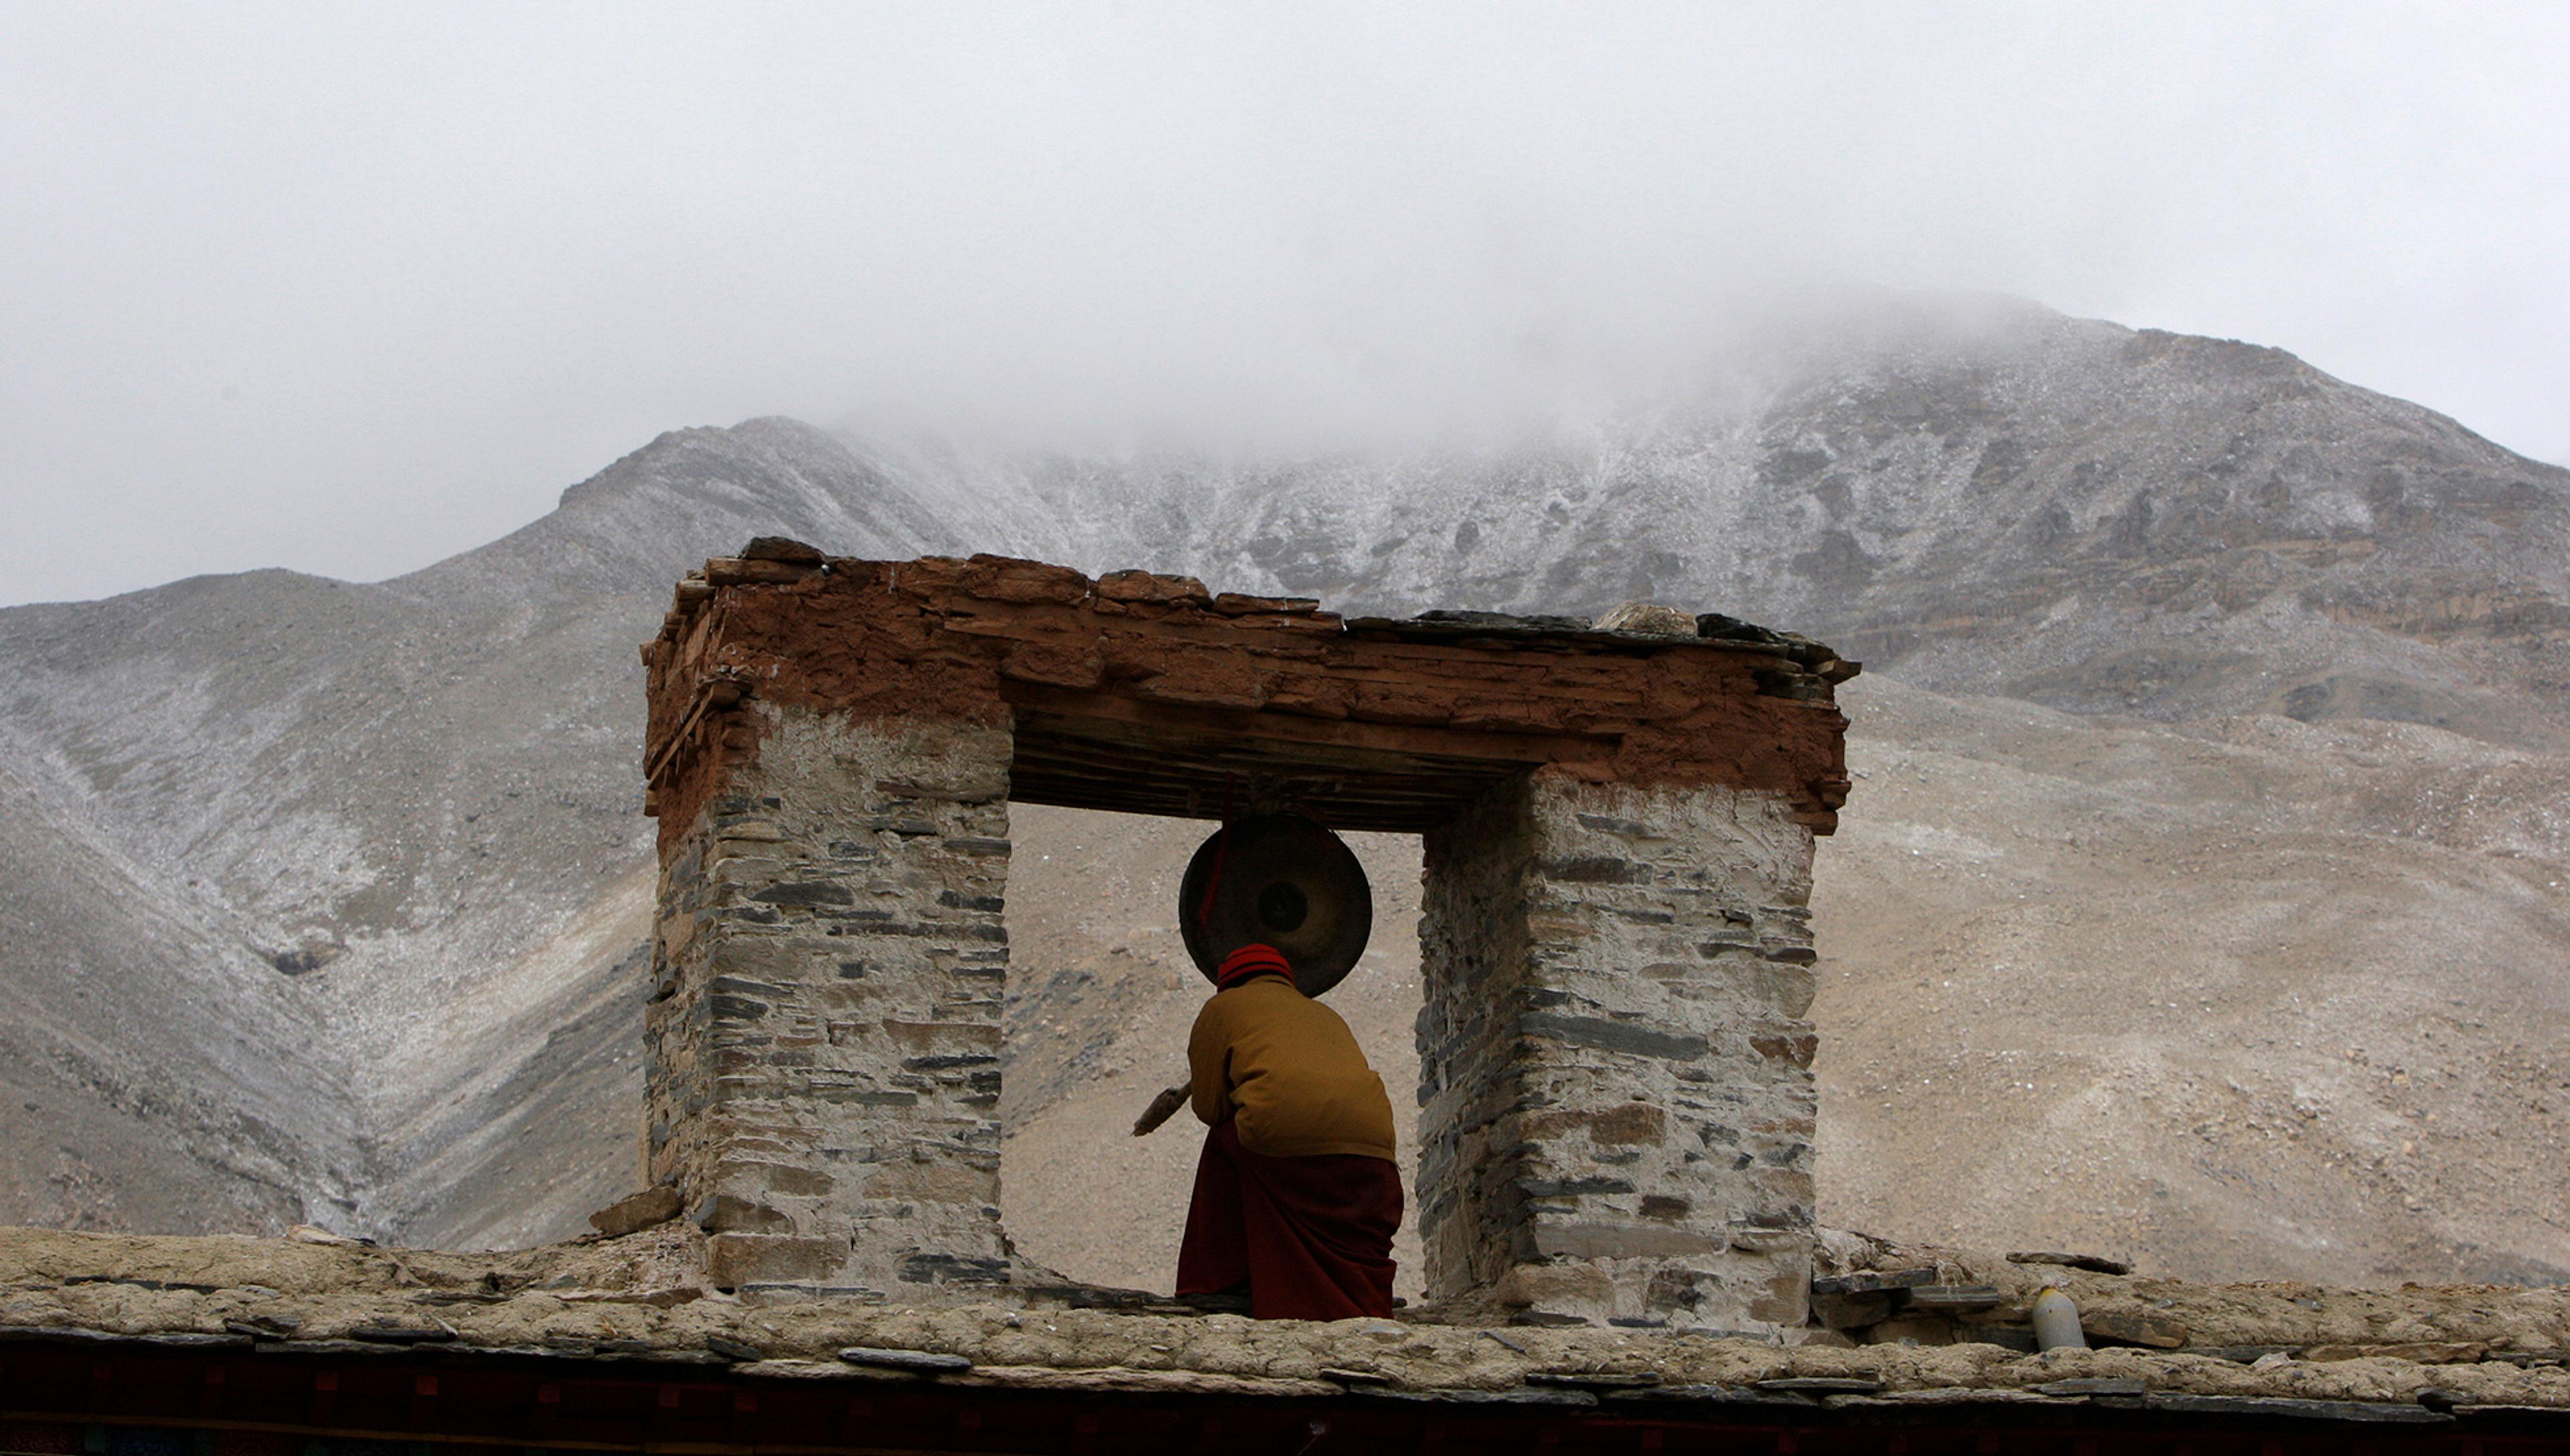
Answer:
xmin=3 ymin=294 xmax=2563 ymax=1286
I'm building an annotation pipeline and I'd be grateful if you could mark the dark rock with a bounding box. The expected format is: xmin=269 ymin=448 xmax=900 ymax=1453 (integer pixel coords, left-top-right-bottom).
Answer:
xmin=750 ymin=881 xmax=855 ymax=906
xmin=1527 ymin=1370 xmax=1662 ymax=1389
xmin=2146 ymin=1394 xmax=2450 ymax=1424
xmin=1385 ymin=1388 xmax=1598 ymax=1406
xmin=1405 ymin=610 xmax=1595 ymax=633
xmin=838 ymin=1346 xmax=973 ymax=1374
xmin=901 ymin=1053 xmax=1001 ymax=1071
xmin=1624 ymin=1384 xmax=1816 ymax=1407
xmin=347 ymin=1325 xmax=456 ymax=1344
xmin=742 ymin=537 xmax=825 ymax=563
xmin=64 ymin=1275 xmax=225 ymax=1294
xmin=896 ymin=1253 xmax=1011 ymax=1285
xmin=2417 ymin=1388 xmax=2474 ymax=1413
xmin=1695 ymin=612 xmax=1786 ymax=644
xmin=268 ymin=945 xmax=337 ymax=976
xmin=2007 ymin=1250 xmax=2132 ymax=1275
xmin=2034 ymin=1377 xmax=2148 ymax=1396
xmin=1516 ymin=1012 xmax=1708 ymax=1061
xmin=1755 ymin=1376 xmax=1882 ymax=1394
xmin=1519 ymin=1176 xmax=1636 ymax=1197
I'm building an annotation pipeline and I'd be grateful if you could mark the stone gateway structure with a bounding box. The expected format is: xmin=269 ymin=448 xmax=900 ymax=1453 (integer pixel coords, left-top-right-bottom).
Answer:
xmin=639 ymin=542 xmax=1858 ymax=1330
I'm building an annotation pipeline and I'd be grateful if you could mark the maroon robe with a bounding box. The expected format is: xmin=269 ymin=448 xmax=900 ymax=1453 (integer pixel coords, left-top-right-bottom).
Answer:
xmin=1175 ymin=1117 xmax=1402 ymax=1321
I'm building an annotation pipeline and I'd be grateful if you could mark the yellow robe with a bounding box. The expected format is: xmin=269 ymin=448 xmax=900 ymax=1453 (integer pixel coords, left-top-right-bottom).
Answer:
xmin=1187 ymin=975 xmax=1396 ymax=1161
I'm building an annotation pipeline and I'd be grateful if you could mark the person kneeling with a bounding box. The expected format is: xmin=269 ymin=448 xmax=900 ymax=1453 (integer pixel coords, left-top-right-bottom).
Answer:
xmin=1174 ymin=942 xmax=1402 ymax=1320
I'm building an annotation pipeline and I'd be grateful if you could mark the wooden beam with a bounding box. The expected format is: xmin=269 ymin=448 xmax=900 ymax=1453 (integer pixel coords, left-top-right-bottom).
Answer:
xmin=1004 ymin=689 xmax=1612 ymax=767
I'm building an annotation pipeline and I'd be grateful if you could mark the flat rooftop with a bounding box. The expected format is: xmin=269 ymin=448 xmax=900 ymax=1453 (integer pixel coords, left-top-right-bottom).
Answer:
xmin=3 ymin=1224 xmax=2565 ymax=1449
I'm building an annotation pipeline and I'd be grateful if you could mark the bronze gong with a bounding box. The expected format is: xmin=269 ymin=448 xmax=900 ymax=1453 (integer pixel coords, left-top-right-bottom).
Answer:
xmin=1177 ymin=814 xmax=1373 ymax=998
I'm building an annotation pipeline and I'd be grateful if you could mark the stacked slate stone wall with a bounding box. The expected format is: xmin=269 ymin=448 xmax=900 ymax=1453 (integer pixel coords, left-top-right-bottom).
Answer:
xmin=1417 ymin=769 xmax=1819 ymax=1330
xmin=1415 ymin=776 xmax=1542 ymax=1300
xmin=643 ymin=707 xmax=1015 ymax=1297
xmin=640 ymin=549 xmax=1855 ymax=1313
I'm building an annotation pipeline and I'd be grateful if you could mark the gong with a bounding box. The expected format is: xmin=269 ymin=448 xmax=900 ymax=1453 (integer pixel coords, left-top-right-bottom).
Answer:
xmin=1178 ymin=814 xmax=1373 ymax=998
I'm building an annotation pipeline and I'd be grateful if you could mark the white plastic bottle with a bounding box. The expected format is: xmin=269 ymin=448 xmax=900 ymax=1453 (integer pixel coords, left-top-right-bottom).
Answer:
xmin=2031 ymin=1287 xmax=2088 ymax=1350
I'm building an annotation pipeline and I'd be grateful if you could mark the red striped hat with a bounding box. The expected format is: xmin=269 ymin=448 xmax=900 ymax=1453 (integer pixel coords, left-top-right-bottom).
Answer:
xmin=1215 ymin=943 xmax=1293 ymax=991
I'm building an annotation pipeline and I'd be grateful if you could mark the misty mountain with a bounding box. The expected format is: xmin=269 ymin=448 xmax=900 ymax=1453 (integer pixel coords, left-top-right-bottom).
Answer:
xmin=938 ymin=296 xmax=2569 ymax=743
xmin=2 ymin=296 xmax=2563 ymax=1283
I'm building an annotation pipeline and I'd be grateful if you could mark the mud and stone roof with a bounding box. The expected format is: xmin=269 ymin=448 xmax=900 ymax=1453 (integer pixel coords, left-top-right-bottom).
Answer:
xmin=640 ymin=545 xmax=1859 ymax=844
xmin=5 ymin=1224 xmax=2566 ymax=1442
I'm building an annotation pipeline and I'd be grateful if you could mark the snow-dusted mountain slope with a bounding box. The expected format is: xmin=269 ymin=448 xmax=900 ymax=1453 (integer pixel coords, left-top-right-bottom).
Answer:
xmin=1 ymin=295 xmax=2563 ymax=1284
xmin=919 ymin=298 xmax=2569 ymax=745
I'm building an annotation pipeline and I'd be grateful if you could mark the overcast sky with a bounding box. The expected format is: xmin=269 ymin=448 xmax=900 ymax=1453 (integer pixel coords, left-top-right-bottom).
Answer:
xmin=4 ymin=3 xmax=2565 ymax=608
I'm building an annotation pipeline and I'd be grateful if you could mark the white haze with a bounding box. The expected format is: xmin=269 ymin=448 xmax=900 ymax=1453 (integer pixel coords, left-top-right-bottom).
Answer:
xmin=3 ymin=2 xmax=2566 ymax=607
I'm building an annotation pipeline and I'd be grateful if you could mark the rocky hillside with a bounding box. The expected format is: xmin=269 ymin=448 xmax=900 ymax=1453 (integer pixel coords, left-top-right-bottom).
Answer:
xmin=1 ymin=295 xmax=2563 ymax=1287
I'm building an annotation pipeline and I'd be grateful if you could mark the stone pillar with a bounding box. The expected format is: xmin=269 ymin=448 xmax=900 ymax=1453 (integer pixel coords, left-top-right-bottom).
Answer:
xmin=645 ymin=706 xmax=1015 ymax=1298
xmin=1416 ymin=769 xmax=1818 ymax=1330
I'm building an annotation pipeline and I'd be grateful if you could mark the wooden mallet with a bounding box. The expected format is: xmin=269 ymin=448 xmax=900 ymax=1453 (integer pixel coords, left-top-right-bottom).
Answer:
xmin=1132 ymin=1082 xmax=1190 ymax=1136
